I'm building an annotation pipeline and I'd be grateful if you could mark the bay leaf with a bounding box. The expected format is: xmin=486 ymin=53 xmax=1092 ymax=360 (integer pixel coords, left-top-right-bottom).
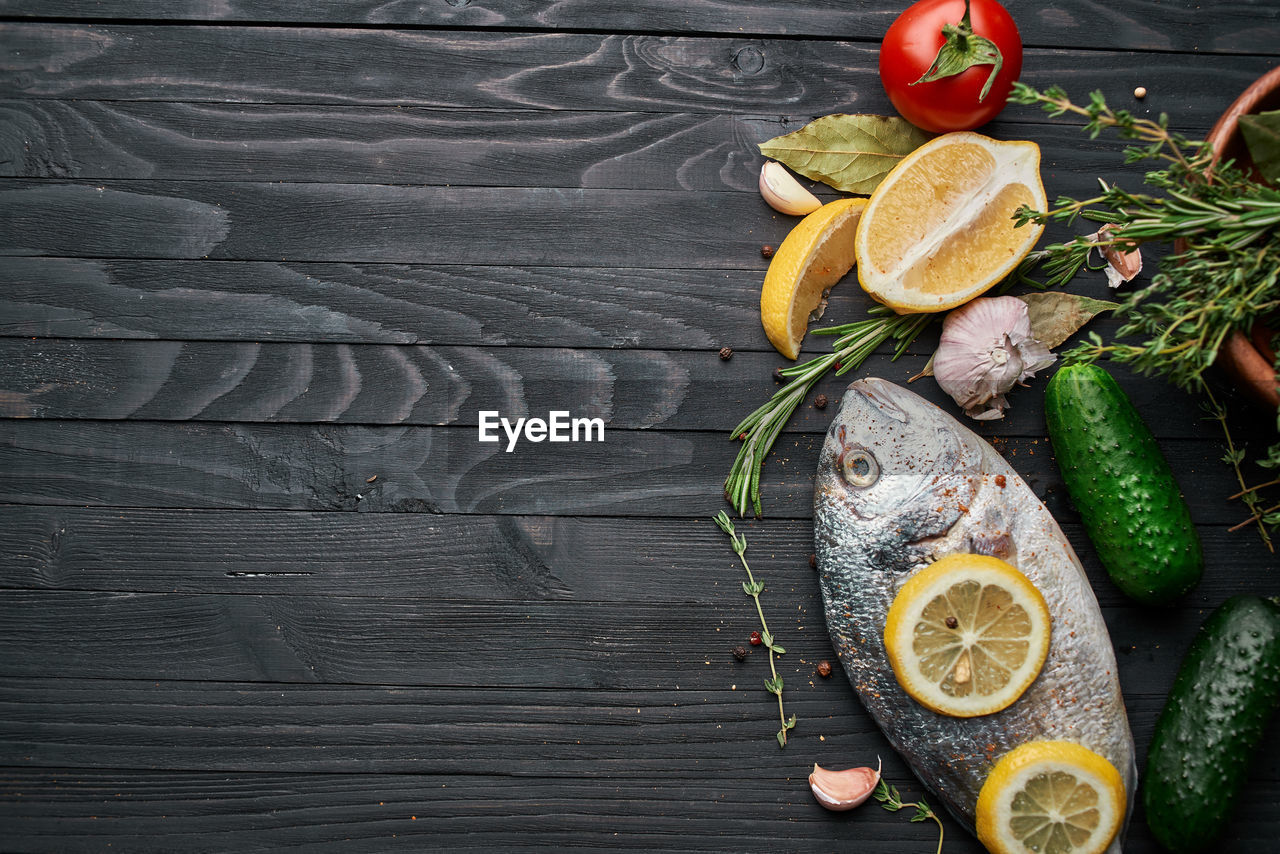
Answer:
xmin=758 ymin=115 xmax=932 ymax=195
xmin=1239 ymin=110 xmax=1280 ymax=184
xmin=1018 ymin=291 xmax=1118 ymax=350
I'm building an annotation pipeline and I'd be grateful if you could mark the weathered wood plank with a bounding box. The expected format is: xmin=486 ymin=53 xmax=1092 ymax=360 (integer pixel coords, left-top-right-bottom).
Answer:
xmin=0 ymin=100 xmax=1178 ymax=188
xmin=1 ymin=338 xmax=1251 ymax=444
xmin=1 ymin=25 xmax=1273 ymax=122
xmin=0 ymin=590 xmax=1259 ymax=694
xmin=2 ymin=764 xmax=1275 ymax=854
xmin=0 ymin=258 xmax=763 ymax=348
xmin=0 ymin=2 xmax=1277 ymax=55
xmin=0 ymin=421 xmax=1257 ymax=523
xmin=0 ymin=679 xmax=1276 ymax=779
xmin=0 ymin=169 xmax=1156 ymax=267
xmin=0 ymin=507 xmax=1272 ymax=610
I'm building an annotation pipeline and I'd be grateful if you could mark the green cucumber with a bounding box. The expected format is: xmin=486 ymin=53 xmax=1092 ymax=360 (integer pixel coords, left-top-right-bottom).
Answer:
xmin=1044 ymin=363 xmax=1203 ymax=605
xmin=1143 ymin=595 xmax=1280 ymax=853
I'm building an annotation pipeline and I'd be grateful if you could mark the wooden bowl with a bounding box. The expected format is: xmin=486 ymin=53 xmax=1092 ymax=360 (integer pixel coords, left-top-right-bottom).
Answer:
xmin=1205 ymin=66 xmax=1280 ymax=410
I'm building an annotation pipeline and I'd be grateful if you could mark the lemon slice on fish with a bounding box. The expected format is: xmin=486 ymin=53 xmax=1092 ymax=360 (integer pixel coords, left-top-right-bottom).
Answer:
xmin=976 ymin=741 xmax=1126 ymax=854
xmin=884 ymin=554 xmax=1050 ymax=717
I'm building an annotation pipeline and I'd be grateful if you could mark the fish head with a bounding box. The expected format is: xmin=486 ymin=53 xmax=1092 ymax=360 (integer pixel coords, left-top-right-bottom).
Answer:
xmin=815 ymin=378 xmax=986 ymax=568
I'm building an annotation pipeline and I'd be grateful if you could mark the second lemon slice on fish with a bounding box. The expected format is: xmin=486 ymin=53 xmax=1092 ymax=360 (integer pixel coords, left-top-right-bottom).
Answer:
xmin=884 ymin=553 xmax=1050 ymax=717
xmin=976 ymin=741 xmax=1126 ymax=854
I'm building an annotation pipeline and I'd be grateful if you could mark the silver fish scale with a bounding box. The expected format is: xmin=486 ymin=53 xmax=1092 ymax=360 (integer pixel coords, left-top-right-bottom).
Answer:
xmin=814 ymin=378 xmax=1136 ymax=850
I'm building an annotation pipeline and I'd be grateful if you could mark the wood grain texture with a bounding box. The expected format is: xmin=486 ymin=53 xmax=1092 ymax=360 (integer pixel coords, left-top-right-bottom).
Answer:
xmin=2 ymin=25 xmax=1275 ymax=120
xmin=0 ymin=100 xmax=1192 ymax=188
xmin=0 ymin=0 xmax=1277 ymax=55
xmin=0 ymin=765 xmax=1274 ymax=854
xmin=0 ymin=258 xmax=761 ymax=348
xmin=0 ymin=420 xmax=1261 ymax=523
xmin=2 ymin=338 xmax=1257 ymax=443
xmin=0 ymin=507 xmax=1272 ymax=610
xmin=0 ymin=173 xmax=1159 ymax=267
xmin=0 ymin=589 xmax=1258 ymax=693
xmin=0 ymin=678 xmax=1274 ymax=777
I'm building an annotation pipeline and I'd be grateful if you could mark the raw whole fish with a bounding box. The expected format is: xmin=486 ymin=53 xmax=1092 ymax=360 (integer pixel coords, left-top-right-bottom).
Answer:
xmin=814 ymin=377 xmax=1135 ymax=849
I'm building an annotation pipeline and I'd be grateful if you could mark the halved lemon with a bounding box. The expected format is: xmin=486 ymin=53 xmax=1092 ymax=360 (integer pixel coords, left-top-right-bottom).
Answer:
xmin=976 ymin=741 xmax=1127 ymax=854
xmin=855 ymin=132 xmax=1045 ymax=313
xmin=884 ymin=553 xmax=1050 ymax=717
xmin=760 ymin=198 xmax=866 ymax=359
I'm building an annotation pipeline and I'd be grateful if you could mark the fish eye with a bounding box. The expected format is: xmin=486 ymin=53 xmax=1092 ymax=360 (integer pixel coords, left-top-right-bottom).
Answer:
xmin=842 ymin=448 xmax=880 ymax=488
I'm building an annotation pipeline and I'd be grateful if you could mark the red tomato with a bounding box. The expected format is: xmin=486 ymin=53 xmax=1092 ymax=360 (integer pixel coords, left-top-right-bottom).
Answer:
xmin=879 ymin=0 xmax=1023 ymax=133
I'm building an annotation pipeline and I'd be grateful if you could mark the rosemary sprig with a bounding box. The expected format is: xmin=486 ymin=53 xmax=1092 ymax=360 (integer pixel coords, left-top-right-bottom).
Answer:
xmin=714 ymin=510 xmax=794 ymax=747
xmin=874 ymin=779 xmax=945 ymax=854
xmin=1010 ymin=82 xmax=1280 ymax=546
xmin=723 ymin=306 xmax=933 ymax=517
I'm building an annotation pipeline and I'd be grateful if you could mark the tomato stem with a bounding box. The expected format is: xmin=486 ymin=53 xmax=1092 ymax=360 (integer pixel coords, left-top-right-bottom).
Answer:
xmin=911 ymin=0 xmax=1004 ymax=101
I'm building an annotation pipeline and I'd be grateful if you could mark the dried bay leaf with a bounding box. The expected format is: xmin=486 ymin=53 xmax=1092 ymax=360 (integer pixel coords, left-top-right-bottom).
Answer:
xmin=1018 ymin=291 xmax=1118 ymax=350
xmin=1239 ymin=110 xmax=1280 ymax=184
xmin=759 ymin=115 xmax=932 ymax=195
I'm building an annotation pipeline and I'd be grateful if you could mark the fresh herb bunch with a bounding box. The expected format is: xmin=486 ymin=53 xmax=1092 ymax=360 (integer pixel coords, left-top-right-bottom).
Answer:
xmin=1009 ymin=83 xmax=1280 ymax=546
xmin=713 ymin=511 xmax=795 ymax=746
xmin=724 ymin=307 xmax=932 ymax=517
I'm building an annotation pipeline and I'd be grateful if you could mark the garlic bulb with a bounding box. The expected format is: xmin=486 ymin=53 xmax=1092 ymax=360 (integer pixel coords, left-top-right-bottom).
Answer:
xmin=808 ymin=759 xmax=882 ymax=811
xmin=759 ymin=161 xmax=823 ymax=216
xmin=933 ymin=296 xmax=1056 ymax=421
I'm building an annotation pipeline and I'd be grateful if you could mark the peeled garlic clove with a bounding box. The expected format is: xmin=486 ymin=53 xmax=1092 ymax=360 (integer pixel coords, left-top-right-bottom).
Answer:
xmin=1096 ymin=224 xmax=1142 ymax=288
xmin=808 ymin=758 xmax=882 ymax=811
xmin=759 ymin=161 xmax=823 ymax=216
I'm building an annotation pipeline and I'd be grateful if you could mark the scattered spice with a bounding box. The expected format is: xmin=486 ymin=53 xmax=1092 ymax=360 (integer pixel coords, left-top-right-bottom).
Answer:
xmin=733 ymin=645 xmax=748 ymax=662
xmin=817 ymin=660 xmax=833 ymax=678
xmin=750 ymin=630 xmax=763 ymax=646
xmin=772 ymin=367 xmax=785 ymax=383
xmin=719 ymin=346 xmax=734 ymax=361
xmin=761 ymin=244 xmax=776 ymax=259
xmin=814 ymin=393 xmax=828 ymax=409
xmin=1133 ymin=86 xmax=1147 ymax=99
xmin=809 ymin=553 xmax=817 ymax=568
xmin=945 ymin=616 xmax=959 ymax=629
xmin=366 ymin=474 xmax=378 ymax=483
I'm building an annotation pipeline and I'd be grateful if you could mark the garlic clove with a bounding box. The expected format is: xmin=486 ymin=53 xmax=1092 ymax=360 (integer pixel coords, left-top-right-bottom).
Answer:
xmin=1096 ymin=224 xmax=1142 ymax=288
xmin=759 ymin=161 xmax=823 ymax=216
xmin=808 ymin=758 xmax=882 ymax=811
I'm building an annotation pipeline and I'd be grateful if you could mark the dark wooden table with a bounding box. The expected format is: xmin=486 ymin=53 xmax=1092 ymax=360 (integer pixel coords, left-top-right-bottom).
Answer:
xmin=2 ymin=3 xmax=1279 ymax=851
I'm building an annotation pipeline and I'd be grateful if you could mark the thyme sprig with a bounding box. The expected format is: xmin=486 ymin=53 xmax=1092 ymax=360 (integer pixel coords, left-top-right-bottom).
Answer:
xmin=723 ymin=306 xmax=933 ymax=517
xmin=714 ymin=511 xmax=795 ymax=747
xmin=874 ymin=779 xmax=945 ymax=854
xmin=1009 ymin=83 xmax=1280 ymax=545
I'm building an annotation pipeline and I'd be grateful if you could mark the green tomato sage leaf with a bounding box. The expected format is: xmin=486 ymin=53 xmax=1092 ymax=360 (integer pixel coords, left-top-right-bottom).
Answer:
xmin=1239 ymin=110 xmax=1280 ymax=184
xmin=758 ymin=114 xmax=932 ymax=195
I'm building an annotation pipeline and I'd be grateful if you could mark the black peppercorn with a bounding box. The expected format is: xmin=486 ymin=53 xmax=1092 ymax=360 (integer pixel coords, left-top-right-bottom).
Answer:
xmin=945 ymin=616 xmax=959 ymax=629
xmin=809 ymin=553 xmax=817 ymax=569
xmin=732 ymin=645 xmax=748 ymax=662
xmin=761 ymin=245 xmax=775 ymax=259
xmin=719 ymin=346 xmax=733 ymax=361
xmin=817 ymin=660 xmax=833 ymax=678
xmin=814 ymin=394 xmax=828 ymax=409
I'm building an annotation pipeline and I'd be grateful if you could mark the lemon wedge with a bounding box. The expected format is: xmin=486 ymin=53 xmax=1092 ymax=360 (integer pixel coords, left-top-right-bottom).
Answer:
xmin=977 ymin=741 xmax=1127 ymax=854
xmin=884 ymin=553 xmax=1051 ymax=717
xmin=760 ymin=198 xmax=866 ymax=359
xmin=855 ymin=132 xmax=1045 ymax=313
